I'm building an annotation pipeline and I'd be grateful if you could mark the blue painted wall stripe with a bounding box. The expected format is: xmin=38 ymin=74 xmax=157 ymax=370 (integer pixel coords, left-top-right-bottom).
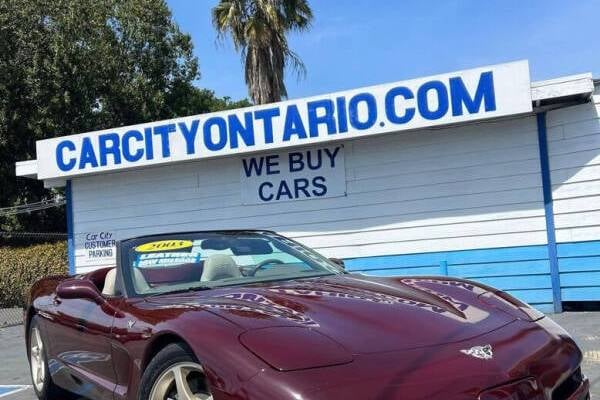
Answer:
xmin=562 ymin=287 xmax=600 ymax=302
xmin=449 ymin=259 xmax=550 ymax=278
xmin=536 ymin=112 xmax=562 ymax=312
xmin=560 ymin=271 xmax=600 ymax=288
xmin=557 ymin=240 xmax=600 ymax=258
xmin=345 ymin=239 xmax=600 ymax=309
xmin=344 ymin=242 xmax=555 ymax=311
xmin=66 ymin=180 xmax=75 ymax=275
xmin=556 ymin=240 xmax=600 ymax=301
xmin=558 ymin=255 xmax=600 ymax=272
xmin=345 ymin=244 xmax=549 ymax=270
xmin=439 ymin=260 xmax=448 ymax=276
xmin=532 ymin=304 xmax=555 ymax=313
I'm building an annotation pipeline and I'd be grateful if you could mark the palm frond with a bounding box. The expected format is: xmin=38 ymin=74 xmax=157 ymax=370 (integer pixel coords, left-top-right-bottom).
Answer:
xmin=212 ymin=0 xmax=313 ymax=103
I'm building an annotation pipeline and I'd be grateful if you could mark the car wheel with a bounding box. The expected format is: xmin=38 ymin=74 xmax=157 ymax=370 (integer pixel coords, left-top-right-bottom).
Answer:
xmin=29 ymin=316 xmax=70 ymax=400
xmin=140 ymin=343 xmax=213 ymax=400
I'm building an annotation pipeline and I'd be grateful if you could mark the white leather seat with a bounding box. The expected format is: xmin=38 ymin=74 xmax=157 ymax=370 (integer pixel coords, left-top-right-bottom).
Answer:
xmin=102 ymin=268 xmax=117 ymax=296
xmin=133 ymin=268 xmax=151 ymax=293
xmin=201 ymin=254 xmax=241 ymax=282
xmin=103 ymin=267 xmax=150 ymax=295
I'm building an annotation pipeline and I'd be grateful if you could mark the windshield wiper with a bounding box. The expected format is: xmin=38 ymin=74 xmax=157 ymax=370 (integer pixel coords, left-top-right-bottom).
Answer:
xmin=145 ymin=284 xmax=212 ymax=298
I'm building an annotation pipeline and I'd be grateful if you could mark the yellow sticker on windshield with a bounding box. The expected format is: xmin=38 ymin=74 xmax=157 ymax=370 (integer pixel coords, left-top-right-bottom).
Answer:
xmin=135 ymin=240 xmax=193 ymax=253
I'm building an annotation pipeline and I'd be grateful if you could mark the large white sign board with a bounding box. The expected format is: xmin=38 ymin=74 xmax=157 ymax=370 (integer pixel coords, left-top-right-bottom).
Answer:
xmin=241 ymin=145 xmax=346 ymax=204
xmin=35 ymin=61 xmax=532 ymax=180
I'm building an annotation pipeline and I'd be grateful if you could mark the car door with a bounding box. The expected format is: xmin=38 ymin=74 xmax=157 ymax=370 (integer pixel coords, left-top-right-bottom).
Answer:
xmin=49 ymin=280 xmax=120 ymax=400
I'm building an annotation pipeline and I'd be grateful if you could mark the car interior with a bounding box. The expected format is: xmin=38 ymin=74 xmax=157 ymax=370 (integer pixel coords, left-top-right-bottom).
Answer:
xmin=91 ymin=235 xmax=335 ymax=297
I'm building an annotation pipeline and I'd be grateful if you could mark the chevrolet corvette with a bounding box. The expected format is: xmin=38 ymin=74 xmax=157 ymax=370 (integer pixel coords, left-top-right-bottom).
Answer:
xmin=25 ymin=230 xmax=590 ymax=399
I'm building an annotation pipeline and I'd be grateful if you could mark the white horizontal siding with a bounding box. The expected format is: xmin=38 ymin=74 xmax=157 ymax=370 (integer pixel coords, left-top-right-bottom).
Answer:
xmin=547 ymin=97 xmax=600 ymax=243
xmin=72 ymin=116 xmax=546 ymax=271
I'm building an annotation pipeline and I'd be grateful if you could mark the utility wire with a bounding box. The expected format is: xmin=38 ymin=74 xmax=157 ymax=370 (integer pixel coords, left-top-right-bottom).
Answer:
xmin=0 ymin=197 xmax=65 ymax=217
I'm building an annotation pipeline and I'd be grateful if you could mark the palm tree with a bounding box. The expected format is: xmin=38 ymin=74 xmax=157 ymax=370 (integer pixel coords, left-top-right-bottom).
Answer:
xmin=212 ymin=0 xmax=313 ymax=104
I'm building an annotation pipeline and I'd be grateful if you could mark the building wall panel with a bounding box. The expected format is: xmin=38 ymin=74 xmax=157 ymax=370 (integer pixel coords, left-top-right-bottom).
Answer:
xmin=72 ymin=116 xmax=548 ymax=304
xmin=547 ymin=96 xmax=600 ymax=301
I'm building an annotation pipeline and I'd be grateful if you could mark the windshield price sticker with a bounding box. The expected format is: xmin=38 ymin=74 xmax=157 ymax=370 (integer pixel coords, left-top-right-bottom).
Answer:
xmin=135 ymin=240 xmax=194 ymax=253
xmin=134 ymin=252 xmax=201 ymax=268
xmin=240 ymin=145 xmax=346 ymax=204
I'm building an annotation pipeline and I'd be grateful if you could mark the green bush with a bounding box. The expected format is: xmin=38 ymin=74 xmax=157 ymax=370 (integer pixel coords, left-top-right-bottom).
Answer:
xmin=0 ymin=241 xmax=68 ymax=308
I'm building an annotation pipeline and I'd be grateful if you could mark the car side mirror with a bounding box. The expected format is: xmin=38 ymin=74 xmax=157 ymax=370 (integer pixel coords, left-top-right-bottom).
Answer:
xmin=57 ymin=279 xmax=103 ymax=303
xmin=329 ymin=258 xmax=345 ymax=269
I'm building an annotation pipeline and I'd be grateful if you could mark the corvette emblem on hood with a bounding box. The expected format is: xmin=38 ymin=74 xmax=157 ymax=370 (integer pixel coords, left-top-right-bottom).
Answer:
xmin=460 ymin=344 xmax=493 ymax=360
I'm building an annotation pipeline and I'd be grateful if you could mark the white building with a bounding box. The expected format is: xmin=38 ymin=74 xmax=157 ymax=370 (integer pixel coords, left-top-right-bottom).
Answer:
xmin=16 ymin=60 xmax=600 ymax=313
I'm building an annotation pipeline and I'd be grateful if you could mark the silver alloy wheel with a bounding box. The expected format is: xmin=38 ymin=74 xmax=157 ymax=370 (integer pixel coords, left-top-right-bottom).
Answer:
xmin=149 ymin=362 xmax=213 ymax=400
xmin=30 ymin=327 xmax=46 ymax=392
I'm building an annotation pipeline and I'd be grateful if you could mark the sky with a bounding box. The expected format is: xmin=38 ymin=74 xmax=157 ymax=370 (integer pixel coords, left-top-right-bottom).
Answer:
xmin=167 ymin=0 xmax=600 ymax=101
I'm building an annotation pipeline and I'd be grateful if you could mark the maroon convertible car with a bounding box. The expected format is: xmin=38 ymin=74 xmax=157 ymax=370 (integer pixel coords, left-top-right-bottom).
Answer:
xmin=26 ymin=230 xmax=589 ymax=400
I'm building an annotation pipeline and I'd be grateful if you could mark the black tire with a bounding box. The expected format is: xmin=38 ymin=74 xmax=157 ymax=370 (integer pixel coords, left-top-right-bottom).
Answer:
xmin=28 ymin=316 xmax=73 ymax=400
xmin=138 ymin=342 xmax=212 ymax=400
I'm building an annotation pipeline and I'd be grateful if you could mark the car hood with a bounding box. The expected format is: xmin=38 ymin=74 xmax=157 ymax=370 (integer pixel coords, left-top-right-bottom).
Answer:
xmin=145 ymin=274 xmax=516 ymax=354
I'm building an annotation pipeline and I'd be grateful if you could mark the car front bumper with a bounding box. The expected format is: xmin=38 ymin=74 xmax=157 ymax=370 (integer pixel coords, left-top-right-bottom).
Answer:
xmin=223 ymin=317 xmax=589 ymax=400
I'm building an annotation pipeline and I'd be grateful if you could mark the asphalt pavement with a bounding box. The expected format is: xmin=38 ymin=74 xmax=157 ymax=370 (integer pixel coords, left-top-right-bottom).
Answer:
xmin=0 ymin=312 xmax=598 ymax=399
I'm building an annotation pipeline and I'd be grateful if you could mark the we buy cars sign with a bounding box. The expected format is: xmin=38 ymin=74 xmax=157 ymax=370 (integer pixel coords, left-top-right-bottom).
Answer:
xmin=240 ymin=144 xmax=346 ymax=204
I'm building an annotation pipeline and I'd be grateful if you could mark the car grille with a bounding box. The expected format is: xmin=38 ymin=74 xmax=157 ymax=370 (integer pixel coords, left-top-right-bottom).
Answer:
xmin=552 ymin=367 xmax=584 ymax=400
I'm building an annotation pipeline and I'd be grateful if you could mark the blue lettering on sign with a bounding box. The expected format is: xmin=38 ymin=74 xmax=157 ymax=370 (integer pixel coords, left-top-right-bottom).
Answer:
xmin=257 ymin=176 xmax=330 ymax=202
xmin=289 ymin=152 xmax=303 ymax=172
xmin=229 ymin=112 xmax=255 ymax=149
xmin=56 ymin=140 xmax=76 ymax=171
xmin=449 ymin=71 xmax=496 ymax=115
xmin=259 ymin=182 xmax=274 ymax=201
xmin=307 ymin=99 xmax=336 ymax=137
xmin=98 ymin=133 xmax=121 ymax=166
xmin=144 ymin=127 xmax=154 ymax=160
xmin=385 ymin=86 xmax=415 ymax=124
xmin=122 ymin=130 xmax=144 ymax=162
xmin=348 ymin=92 xmax=377 ymax=130
xmin=254 ymin=108 xmax=279 ymax=144
xmin=244 ymin=146 xmax=342 ymax=203
xmin=312 ymin=176 xmax=327 ymax=196
xmin=52 ymin=71 xmax=499 ymax=173
xmin=153 ymin=123 xmax=175 ymax=157
xmin=418 ymin=80 xmax=449 ymax=120
xmin=323 ymin=147 xmax=340 ymax=167
xmin=265 ymin=155 xmax=280 ymax=175
xmin=178 ymin=120 xmax=199 ymax=155
xmin=242 ymin=155 xmax=281 ymax=177
xmin=204 ymin=117 xmax=227 ymax=151
xmin=283 ymin=104 xmax=307 ymax=141
xmin=79 ymin=137 xmax=98 ymax=169
xmin=242 ymin=157 xmax=264 ymax=177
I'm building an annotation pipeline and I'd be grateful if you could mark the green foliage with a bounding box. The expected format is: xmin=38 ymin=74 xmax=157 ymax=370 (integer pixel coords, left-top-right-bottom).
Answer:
xmin=0 ymin=0 xmax=250 ymax=233
xmin=0 ymin=241 xmax=68 ymax=308
xmin=171 ymin=88 xmax=252 ymax=117
xmin=213 ymin=0 xmax=313 ymax=104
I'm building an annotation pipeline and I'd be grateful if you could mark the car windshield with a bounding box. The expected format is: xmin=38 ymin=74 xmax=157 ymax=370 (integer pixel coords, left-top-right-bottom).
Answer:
xmin=123 ymin=231 xmax=343 ymax=295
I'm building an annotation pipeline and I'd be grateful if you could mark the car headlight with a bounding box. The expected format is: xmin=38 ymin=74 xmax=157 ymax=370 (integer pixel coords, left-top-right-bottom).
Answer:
xmin=479 ymin=377 xmax=543 ymax=399
xmin=239 ymin=326 xmax=353 ymax=371
xmin=478 ymin=290 xmax=545 ymax=322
